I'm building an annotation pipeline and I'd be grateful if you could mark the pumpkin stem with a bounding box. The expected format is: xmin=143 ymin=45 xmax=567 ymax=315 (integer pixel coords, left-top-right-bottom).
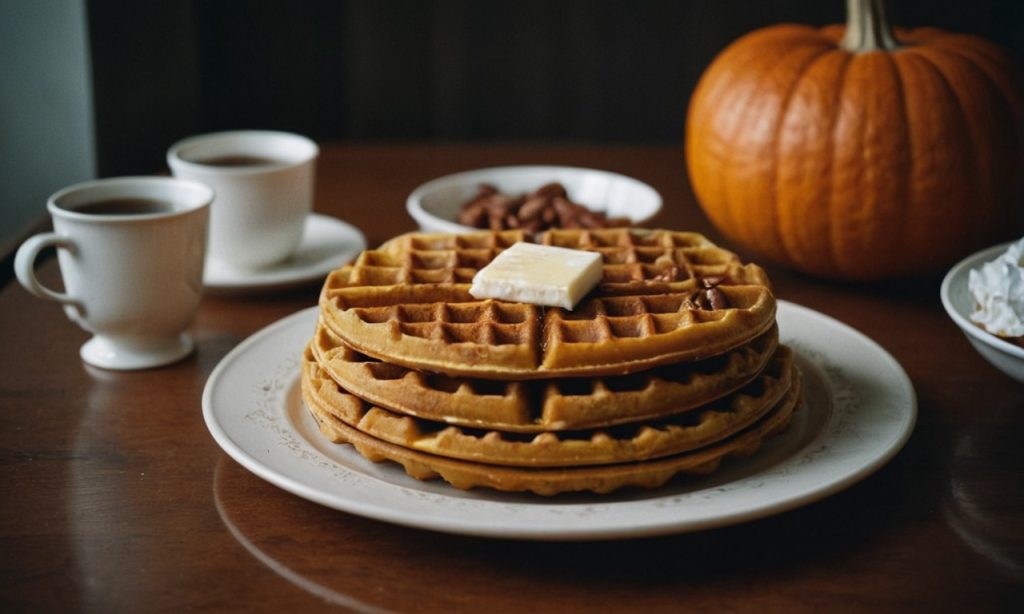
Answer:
xmin=841 ymin=0 xmax=901 ymax=52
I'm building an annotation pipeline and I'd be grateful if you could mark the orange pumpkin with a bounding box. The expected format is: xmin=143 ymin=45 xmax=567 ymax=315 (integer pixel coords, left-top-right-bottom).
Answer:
xmin=685 ymin=0 xmax=1024 ymax=280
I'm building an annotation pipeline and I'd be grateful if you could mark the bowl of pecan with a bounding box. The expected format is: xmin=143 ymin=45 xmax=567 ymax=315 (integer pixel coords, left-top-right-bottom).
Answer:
xmin=406 ymin=166 xmax=662 ymax=233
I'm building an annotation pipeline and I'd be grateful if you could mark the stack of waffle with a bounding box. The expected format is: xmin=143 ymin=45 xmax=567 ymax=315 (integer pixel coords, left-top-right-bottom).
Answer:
xmin=302 ymin=228 xmax=801 ymax=495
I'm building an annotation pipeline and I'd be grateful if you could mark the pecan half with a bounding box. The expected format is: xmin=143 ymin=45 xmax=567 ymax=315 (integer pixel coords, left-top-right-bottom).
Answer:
xmin=455 ymin=182 xmax=631 ymax=231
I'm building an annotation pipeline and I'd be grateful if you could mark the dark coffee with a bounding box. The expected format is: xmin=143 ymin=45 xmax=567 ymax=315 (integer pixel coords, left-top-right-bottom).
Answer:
xmin=195 ymin=155 xmax=283 ymax=167
xmin=73 ymin=198 xmax=177 ymax=216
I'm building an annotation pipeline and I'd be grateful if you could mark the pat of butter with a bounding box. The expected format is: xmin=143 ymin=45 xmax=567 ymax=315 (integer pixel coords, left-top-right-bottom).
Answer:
xmin=469 ymin=242 xmax=603 ymax=310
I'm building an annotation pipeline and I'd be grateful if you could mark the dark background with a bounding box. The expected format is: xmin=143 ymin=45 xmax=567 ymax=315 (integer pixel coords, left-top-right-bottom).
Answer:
xmin=86 ymin=0 xmax=1024 ymax=176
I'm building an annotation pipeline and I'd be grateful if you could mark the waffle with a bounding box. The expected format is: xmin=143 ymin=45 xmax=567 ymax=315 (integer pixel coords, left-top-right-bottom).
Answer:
xmin=318 ymin=229 xmax=776 ymax=379
xmin=309 ymin=320 xmax=779 ymax=432
xmin=303 ymin=367 xmax=802 ymax=496
xmin=302 ymin=344 xmax=795 ymax=468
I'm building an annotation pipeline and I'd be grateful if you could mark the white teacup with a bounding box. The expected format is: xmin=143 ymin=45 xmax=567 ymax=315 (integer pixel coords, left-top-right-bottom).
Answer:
xmin=14 ymin=177 xmax=213 ymax=370
xmin=166 ymin=130 xmax=318 ymax=270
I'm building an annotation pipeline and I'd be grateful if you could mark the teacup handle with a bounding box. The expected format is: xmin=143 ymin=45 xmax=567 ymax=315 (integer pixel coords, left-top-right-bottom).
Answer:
xmin=14 ymin=232 xmax=83 ymax=309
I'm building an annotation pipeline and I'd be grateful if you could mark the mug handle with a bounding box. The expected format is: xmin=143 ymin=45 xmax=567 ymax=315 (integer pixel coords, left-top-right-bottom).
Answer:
xmin=14 ymin=232 xmax=83 ymax=309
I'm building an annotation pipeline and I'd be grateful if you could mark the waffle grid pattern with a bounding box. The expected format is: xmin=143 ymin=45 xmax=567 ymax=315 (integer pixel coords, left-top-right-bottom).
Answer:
xmin=319 ymin=229 xmax=776 ymax=378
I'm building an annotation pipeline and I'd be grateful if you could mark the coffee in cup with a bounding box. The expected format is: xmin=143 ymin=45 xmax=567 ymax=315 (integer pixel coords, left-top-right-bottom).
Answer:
xmin=71 ymin=198 xmax=178 ymax=216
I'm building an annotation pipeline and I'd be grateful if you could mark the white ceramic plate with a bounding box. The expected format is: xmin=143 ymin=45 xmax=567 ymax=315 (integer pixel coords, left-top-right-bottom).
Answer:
xmin=203 ymin=214 xmax=366 ymax=293
xmin=203 ymin=301 xmax=916 ymax=540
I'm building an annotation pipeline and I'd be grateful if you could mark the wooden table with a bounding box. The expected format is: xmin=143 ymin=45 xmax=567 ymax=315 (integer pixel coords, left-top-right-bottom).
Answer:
xmin=3 ymin=144 xmax=1021 ymax=612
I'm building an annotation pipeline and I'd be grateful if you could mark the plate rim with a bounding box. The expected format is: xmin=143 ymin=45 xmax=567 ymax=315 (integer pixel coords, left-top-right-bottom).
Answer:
xmin=202 ymin=300 xmax=917 ymax=540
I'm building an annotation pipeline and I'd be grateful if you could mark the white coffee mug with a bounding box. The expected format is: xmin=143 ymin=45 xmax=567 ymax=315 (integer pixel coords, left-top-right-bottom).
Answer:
xmin=15 ymin=177 xmax=213 ymax=370
xmin=166 ymin=130 xmax=318 ymax=270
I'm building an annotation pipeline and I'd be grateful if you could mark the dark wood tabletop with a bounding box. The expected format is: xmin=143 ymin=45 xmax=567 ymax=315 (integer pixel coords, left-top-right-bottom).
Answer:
xmin=2 ymin=143 xmax=1021 ymax=612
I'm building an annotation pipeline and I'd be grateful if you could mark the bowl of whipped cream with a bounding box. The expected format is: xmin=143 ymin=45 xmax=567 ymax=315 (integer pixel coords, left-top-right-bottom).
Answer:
xmin=941 ymin=238 xmax=1024 ymax=383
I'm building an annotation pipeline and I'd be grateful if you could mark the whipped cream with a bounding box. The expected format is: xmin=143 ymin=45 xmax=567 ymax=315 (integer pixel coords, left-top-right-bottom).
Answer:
xmin=968 ymin=238 xmax=1024 ymax=338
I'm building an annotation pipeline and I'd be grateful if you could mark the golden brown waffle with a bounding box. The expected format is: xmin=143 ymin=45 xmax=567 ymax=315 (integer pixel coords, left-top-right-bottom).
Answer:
xmin=318 ymin=229 xmax=776 ymax=379
xmin=302 ymin=344 xmax=796 ymax=468
xmin=303 ymin=369 xmax=802 ymax=496
xmin=309 ymin=320 xmax=779 ymax=432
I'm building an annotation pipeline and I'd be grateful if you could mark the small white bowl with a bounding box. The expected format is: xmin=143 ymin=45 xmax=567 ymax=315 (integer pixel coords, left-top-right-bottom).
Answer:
xmin=406 ymin=165 xmax=662 ymax=233
xmin=940 ymin=241 xmax=1024 ymax=383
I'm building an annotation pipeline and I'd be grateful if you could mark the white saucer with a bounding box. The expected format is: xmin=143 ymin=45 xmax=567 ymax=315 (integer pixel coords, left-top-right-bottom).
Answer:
xmin=203 ymin=214 xmax=366 ymax=293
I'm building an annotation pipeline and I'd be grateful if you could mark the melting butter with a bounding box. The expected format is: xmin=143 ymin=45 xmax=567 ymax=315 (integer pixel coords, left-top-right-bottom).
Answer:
xmin=469 ymin=242 xmax=602 ymax=310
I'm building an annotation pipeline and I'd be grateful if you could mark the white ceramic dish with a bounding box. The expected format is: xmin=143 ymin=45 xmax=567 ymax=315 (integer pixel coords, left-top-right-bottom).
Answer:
xmin=203 ymin=213 xmax=366 ymax=293
xmin=406 ymin=165 xmax=662 ymax=233
xmin=940 ymin=241 xmax=1024 ymax=383
xmin=203 ymin=301 xmax=916 ymax=541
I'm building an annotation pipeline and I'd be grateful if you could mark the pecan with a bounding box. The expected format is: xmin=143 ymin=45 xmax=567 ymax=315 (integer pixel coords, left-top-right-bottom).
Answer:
xmin=578 ymin=211 xmax=605 ymax=228
xmin=518 ymin=196 xmax=549 ymax=221
xmin=695 ymin=276 xmax=729 ymax=309
xmin=475 ymin=183 xmax=499 ymax=198
xmin=457 ymin=201 xmax=488 ymax=227
xmin=531 ymin=182 xmax=568 ymax=199
xmin=703 ymin=287 xmax=727 ymax=310
xmin=686 ymin=279 xmax=728 ymax=310
xmin=487 ymin=209 xmax=506 ymax=230
xmin=519 ymin=219 xmax=543 ymax=233
xmin=553 ymin=197 xmax=583 ymax=227
xmin=559 ymin=216 xmax=581 ymax=229
xmin=483 ymin=194 xmax=517 ymax=217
